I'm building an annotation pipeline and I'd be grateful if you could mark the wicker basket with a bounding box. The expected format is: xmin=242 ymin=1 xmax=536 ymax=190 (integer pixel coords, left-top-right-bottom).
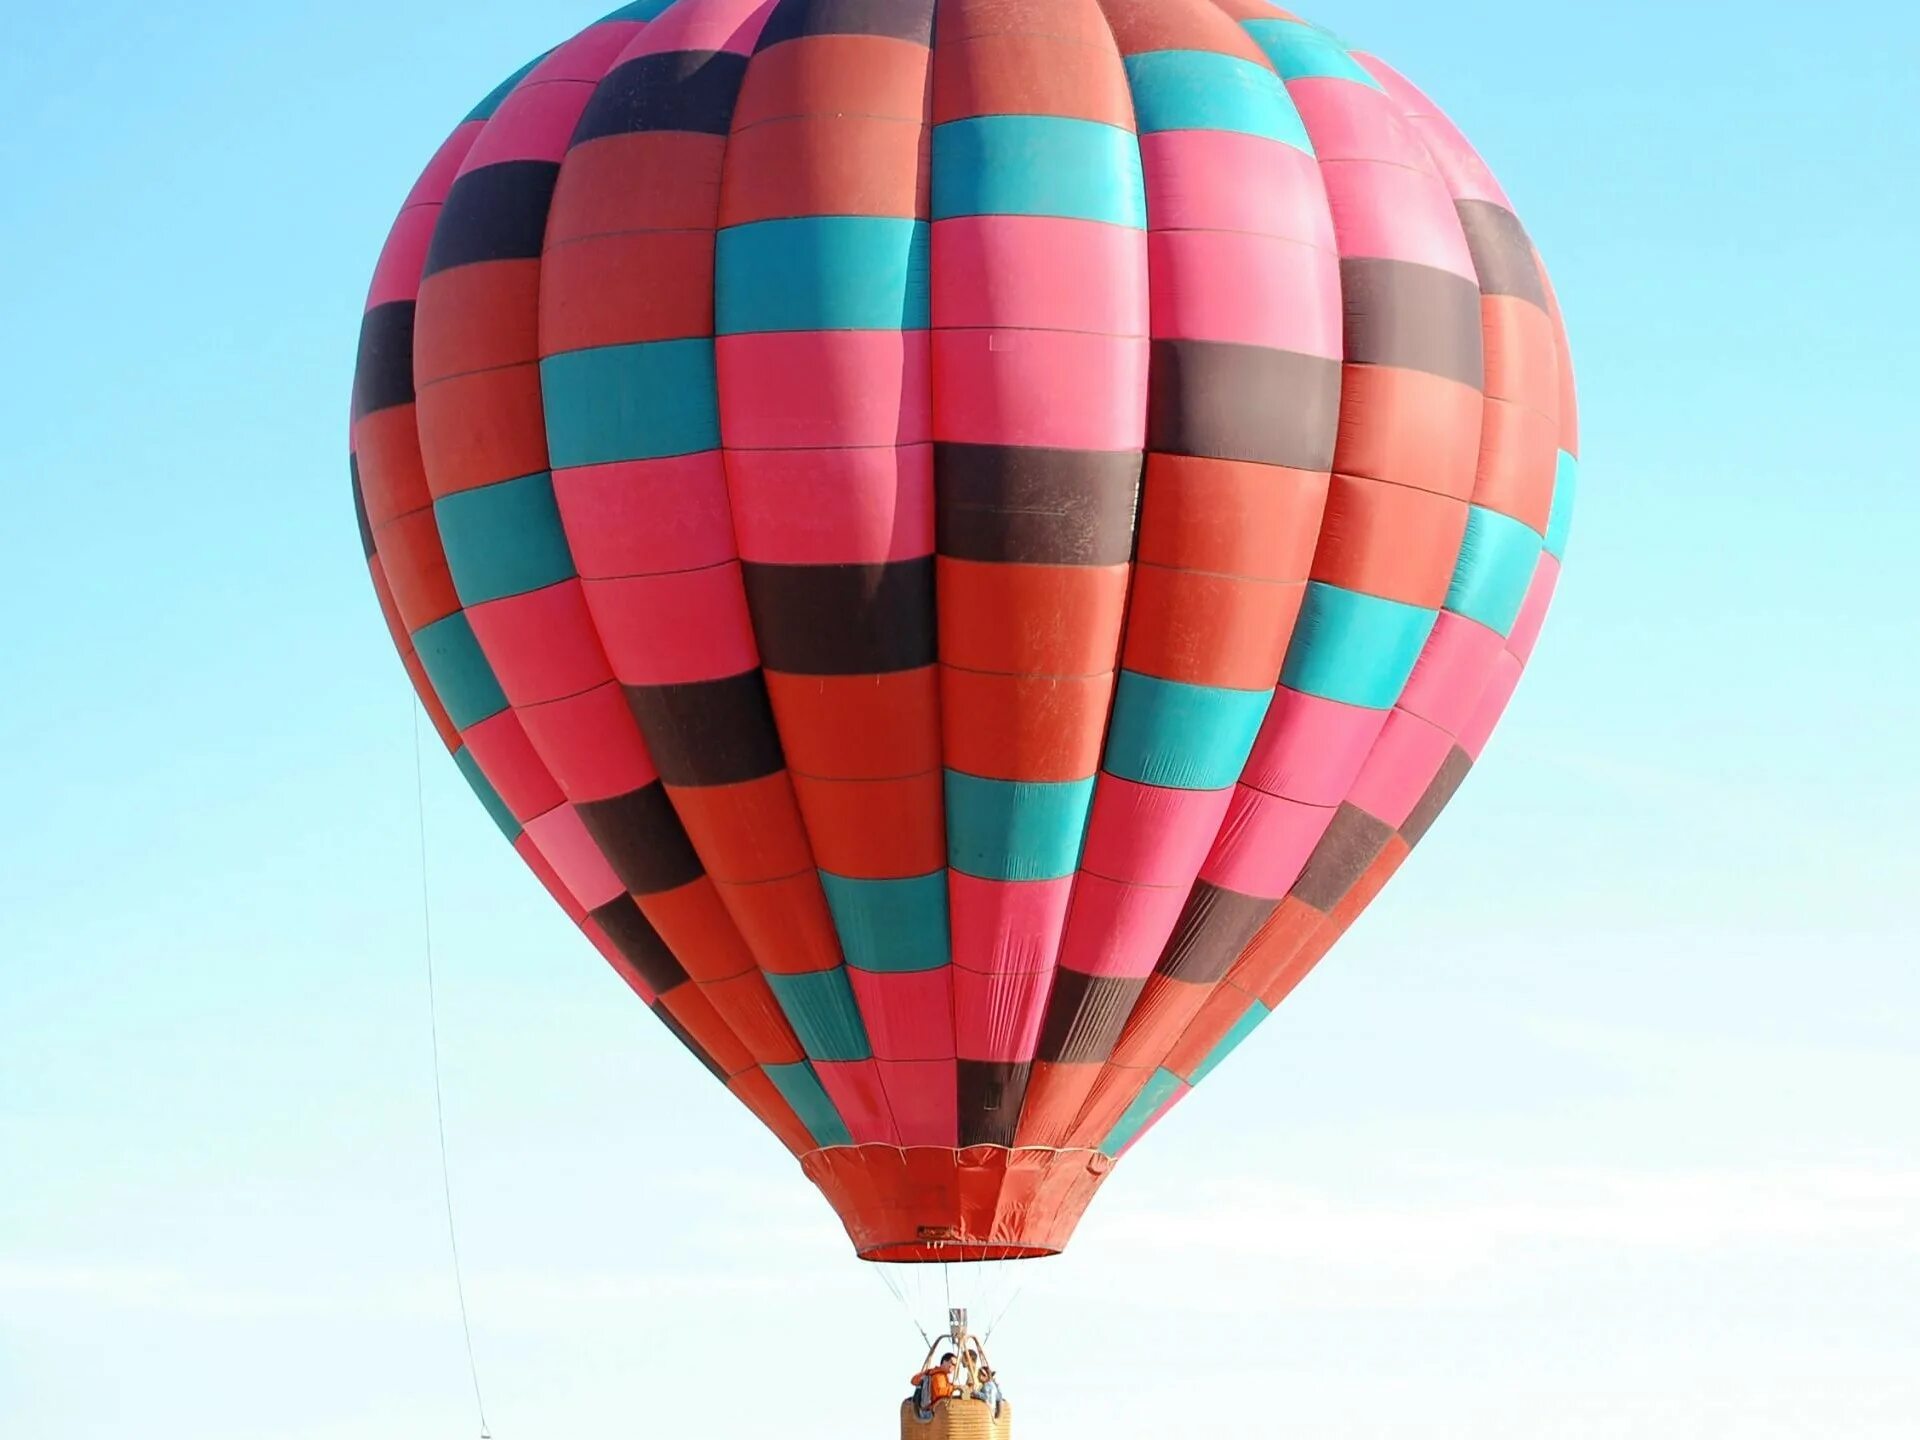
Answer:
xmin=899 ymin=1398 xmax=1012 ymax=1440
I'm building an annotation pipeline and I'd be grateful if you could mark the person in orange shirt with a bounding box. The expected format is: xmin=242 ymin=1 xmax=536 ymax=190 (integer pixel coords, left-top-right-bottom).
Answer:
xmin=910 ymin=1352 xmax=961 ymax=1420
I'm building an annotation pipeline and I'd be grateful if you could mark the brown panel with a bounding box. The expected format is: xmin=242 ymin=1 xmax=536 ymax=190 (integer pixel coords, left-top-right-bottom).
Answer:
xmin=1155 ymin=881 xmax=1279 ymax=985
xmin=1400 ymin=745 xmax=1473 ymax=847
xmin=1340 ymin=257 xmax=1485 ymax=390
xmin=1455 ymin=199 xmax=1548 ymax=308
xmin=1147 ymin=338 xmax=1342 ymax=472
xmin=1291 ymin=803 xmax=1394 ymax=912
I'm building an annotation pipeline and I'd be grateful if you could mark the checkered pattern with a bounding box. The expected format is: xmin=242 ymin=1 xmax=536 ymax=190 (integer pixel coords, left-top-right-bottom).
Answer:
xmin=349 ymin=0 xmax=1578 ymax=1263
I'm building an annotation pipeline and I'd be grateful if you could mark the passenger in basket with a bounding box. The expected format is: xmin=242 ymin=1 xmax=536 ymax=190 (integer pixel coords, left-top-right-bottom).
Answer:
xmin=972 ymin=1364 xmax=1005 ymax=1417
xmin=909 ymin=1352 xmax=961 ymax=1421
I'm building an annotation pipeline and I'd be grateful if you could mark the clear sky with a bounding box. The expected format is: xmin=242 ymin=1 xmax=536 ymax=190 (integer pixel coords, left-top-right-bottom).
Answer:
xmin=3 ymin=1 xmax=1917 ymax=1436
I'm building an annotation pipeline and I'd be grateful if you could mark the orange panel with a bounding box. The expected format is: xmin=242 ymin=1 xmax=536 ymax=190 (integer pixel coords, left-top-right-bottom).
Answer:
xmin=1014 ymin=1061 xmax=1101 ymax=1147
xmin=1472 ymin=397 xmax=1558 ymax=535
xmin=540 ymin=230 xmax=715 ymax=352
xmin=668 ymin=774 xmax=816 ymax=885
xmin=1480 ymin=294 xmax=1557 ymax=417
xmin=659 ymin=985 xmax=756 ymax=1077
xmin=1109 ymin=974 xmax=1210 ymax=1070
xmin=733 ymin=34 xmax=932 ymax=130
xmin=715 ymin=871 xmax=845 ymax=975
xmin=352 ymin=405 xmax=432 ymax=526
xmin=374 ymin=507 xmax=460 ymax=632
xmin=790 ymin=771 xmax=946 ymax=878
xmin=1093 ymin=0 xmax=1272 ymax=63
xmin=413 ymin=259 xmax=538 ymax=384
xmin=1135 ymin=454 xmax=1329 ymax=582
xmin=1122 ymin=565 xmax=1304 ymax=689
xmin=546 ymin=132 xmax=727 ymax=242
xmin=1163 ymin=982 xmax=1258 ymax=1081
xmin=933 ymin=34 xmax=1135 ymax=127
xmin=936 ymin=559 xmax=1129 ymax=676
xmin=720 ymin=114 xmax=931 ymax=225
xmin=639 ymin=877 xmax=757 ymax=984
xmin=766 ymin=667 xmax=942 ymax=780
xmin=414 ymin=363 xmax=549 ymax=497
xmin=1310 ymin=472 xmax=1470 ymax=607
xmin=940 ymin=668 xmax=1115 ymax=782
xmin=703 ymin=971 xmax=807 ymax=1066
xmin=1334 ymin=364 xmax=1481 ymax=500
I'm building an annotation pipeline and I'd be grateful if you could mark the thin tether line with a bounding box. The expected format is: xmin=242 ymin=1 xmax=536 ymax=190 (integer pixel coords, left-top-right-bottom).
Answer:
xmin=413 ymin=699 xmax=493 ymax=1439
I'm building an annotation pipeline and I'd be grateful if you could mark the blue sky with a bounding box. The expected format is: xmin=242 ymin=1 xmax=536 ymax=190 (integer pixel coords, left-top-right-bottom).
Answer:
xmin=3 ymin=1 xmax=1917 ymax=1436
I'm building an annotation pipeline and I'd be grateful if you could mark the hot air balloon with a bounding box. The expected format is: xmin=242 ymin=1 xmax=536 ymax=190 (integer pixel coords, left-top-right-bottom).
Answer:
xmin=349 ymin=0 xmax=1577 ymax=1291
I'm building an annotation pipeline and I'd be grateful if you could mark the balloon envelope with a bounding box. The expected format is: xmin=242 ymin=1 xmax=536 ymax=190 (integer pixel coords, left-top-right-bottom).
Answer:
xmin=350 ymin=0 xmax=1578 ymax=1263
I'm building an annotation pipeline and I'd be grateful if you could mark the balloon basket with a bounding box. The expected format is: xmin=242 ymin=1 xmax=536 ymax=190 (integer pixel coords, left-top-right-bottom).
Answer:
xmin=899 ymin=1399 xmax=1012 ymax=1440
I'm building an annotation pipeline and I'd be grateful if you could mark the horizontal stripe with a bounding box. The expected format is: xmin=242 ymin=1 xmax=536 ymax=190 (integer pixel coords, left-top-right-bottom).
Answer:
xmin=820 ymin=871 xmax=950 ymax=973
xmin=1455 ymin=200 xmax=1547 ymax=308
xmin=934 ymin=444 xmax=1142 ymax=566
xmin=764 ymin=1061 xmax=854 ymax=1146
xmin=739 ymin=558 xmax=935 ymax=674
xmin=1280 ymin=582 xmax=1438 ymax=710
xmin=1100 ymin=1066 xmax=1184 ymax=1156
xmin=1147 ymin=339 xmax=1340 ymax=471
xmin=932 ymin=116 xmax=1147 ymax=227
xmin=1187 ymin=1000 xmax=1270 ymax=1085
xmin=957 ymin=1059 xmax=1031 ymax=1147
xmin=414 ymin=611 xmax=510 ymax=729
xmin=765 ymin=968 xmax=871 ymax=1061
xmin=1340 ymin=258 xmax=1485 ymax=389
xmin=623 ymin=672 xmax=785 ymax=787
xmin=1240 ymin=20 xmax=1383 ymax=89
xmin=571 ymin=51 xmax=749 ymax=143
xmin=351 ymin=301 xmax=415 ymax=420
xmin=1445 ymin=504 xmax=1542 ymax=637
xmin=1037 ymin=970 xmax=1146 ymax=1064
xmin=540 ymin=339 xmax=719 ymax=467
xmin=423 ymin=161 xmax=559 ymax=277
xmin=1157 ymin=881 xmax=1277 ymax=984
xmin=1102 ymin=672 xmax=1274 ymax=791
xmin=1291 ymin=802 xmax=1393 ymax=910
xmin=1545 ymin=451 xmax=1578 ymax=559
xmin=756 ymin=0 xmax=935 ymax=48
xmin=435 ymin=471 xmax=576 ymax=605
xmin=1400 ymin=745 xmax=1472 ymax=847
xmin=575 ymin=781 xmax=706 ymax=894
xmin=1122 ymin=49 xmax=1310 ymax=149
xmin=944 ymin=772 xmax=1097 ymax=882
xmin=453 ymin=745 xmax=521 ymax=841
xmin=716 ymin=217 xmax=930 ymax=333
xmin=588 ymin=896 xmax=690 ymax=992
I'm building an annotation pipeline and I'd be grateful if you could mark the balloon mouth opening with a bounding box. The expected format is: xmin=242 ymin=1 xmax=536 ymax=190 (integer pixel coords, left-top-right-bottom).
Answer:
xmin=860 ymin=1241 xmax=1060 ymax=1264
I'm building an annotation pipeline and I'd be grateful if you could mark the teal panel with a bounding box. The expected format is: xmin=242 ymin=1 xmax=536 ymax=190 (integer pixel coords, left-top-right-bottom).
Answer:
xmin=453 ymin=746 xmax=521 ymax=842
xmin=820 ymin=871 xmax=950 ymax=974
xmin=1101 ymin=671 xmax=1274 ymax=791
xmin=1121 ymin=49 xmax=1312 ymax=151
xmin=944 ymin=772 xmax=1096 ymax=882
xmin=539 ymin=339 xmax=719 ymax=468
xmin=1446 ymin=505 xmax=1543 ymax=638
xmin=413 ymin=611 xmax=509 ymax=730
xmin=434 ymin=471 xmax=576 ymax=606
xmin=1240 ymin=20 xmax=1384 ymax=89
xmin=931 ymin=116 xmax=1147 ymax=227
xmin=465 ymin=54 xmax=547 ymax=122
xmin=716 ymin=218 xmax=931 ymax=334
xmin=1280 ymin=583 xmax=1438 ymax=710
xmin=764 ymin=1062 xmax=854 ymax=1148
xmin=765 ymin=968 xmax=872 ymax=1062
xmin=1100 ymin=1067 xmax=1186 ymax=1157
xmin=1187 ymin=1001 xmax=1271 ymax=1086
xmin=599 ymin=0 xmax=679 ymax=20
xmin=1545 ymin=451 xmax=1578 ymax=559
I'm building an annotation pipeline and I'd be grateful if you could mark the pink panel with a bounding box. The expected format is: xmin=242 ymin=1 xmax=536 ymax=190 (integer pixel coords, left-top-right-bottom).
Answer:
xmin=948 ymin=873 xmax=1074 ymax=975
xmin=953 ymin=966 xmax=1051 ymax=1062
xmin=518 ymin=682 xmax=660 ymax=802
xmin=553 ymin=453 xmax=736 ymax=581
xmin=1053 ymin=875 xmax=1189 ymax=980
xmin=1460 ymin=650 xmax=1523 ymax=760
xmin=1287 ymin=76 xmax=1434 ymax=170
xmin=1398 ymin=611 xmax=1503 ymax=737
xmin=513 ymin=831 xmax=590 ymax=925
xmin=623 ymin=0 xmax=775 ymax=58
xmin=466 ymin=580 xmax=614 ymax=705
xmin=1138 ymin=132 xmax=1333 ymax=250
xmin=876 ymin=1060 xmax=959 ymax=1148
xmin=932 ymin=330 xmax=1149 ymax=450
xmin=462 ymin=709 xmax=567 ymax=821
xmin=814 ymin=1060 xmax=900 ymax=1146
xmin=716 ymin=331 xmax=931 ymax=449
xmin=931 ymin=216 xmax=1149 ymax=336
xmin=523 ymin=804 xmax=628 ymax=910
xmin=366 ymin=207 xmax=439 ymax=308
xmin=727 ymin=443 xmax=934 ymax=566
xmin=461 ymin=76 xmax=601 ymax=169
xmin=1079 ymin=778 xmax=1234 ymax=886
xmin=1319 ymin=159 xmax=1477 ymax=280
xmin=1353 ymin=54 xmax=1515 ymax=209
xmin=1347 ymin=709 xmax=1455 ymax=828
xmin=1147 ymin=229 xmax=1341 ymax=357
xmin=1507 ymin=553 xmax=1560 ymax=664
xmin=1200 ymin=788 xmax=1334 ymax=897
xmin=848 ymin=968 xmax=955 ymax=1061
xmin=1240 ymin=688 xmax=1388 ymax=804
xmin=525 ymin=18 xmax=646 ymax=82
xmin=400 ymin=122 xmax=482 ymax=212
xmin=583 ymin=565 xmax=761 ymax=685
